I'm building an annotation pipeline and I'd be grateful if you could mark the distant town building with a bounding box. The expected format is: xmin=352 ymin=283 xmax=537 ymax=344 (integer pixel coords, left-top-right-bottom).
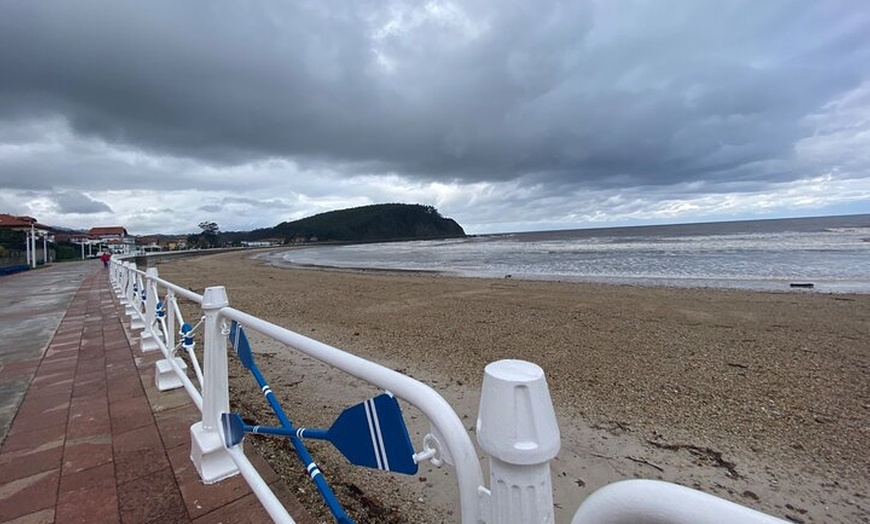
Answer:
xmin=162 ymin=237 xmax=188 ymax=251
xmin=0 ymin=214 xmax=38 ymax=230
xmin=0 ymin=214 xmax=52 ymax=268
xmin=88 ymin=226 xmax=135 ymax=254
xmin=240 ymin=240 xmax=280 ymax=247
xmin=135 ymin=236 xmax=162 ymax=253
xmin=0 ymin=214 xmax=52 ymax=240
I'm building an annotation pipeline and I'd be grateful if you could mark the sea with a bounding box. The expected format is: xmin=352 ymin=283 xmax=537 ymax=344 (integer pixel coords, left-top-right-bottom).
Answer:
xmin=258 ymin=214 xmax=870 ymax=293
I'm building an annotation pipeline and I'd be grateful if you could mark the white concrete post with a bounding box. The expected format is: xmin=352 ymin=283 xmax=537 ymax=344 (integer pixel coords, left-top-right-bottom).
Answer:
xmin=30 ymin=225 xmax=36 ymax=268
xmin=124 ymin=262 xmax=137 ymax=309
xmin=111 ymin=261 xmax=122 ymax=294
xmin=122 ymin=262 xmax=132 ymax=301
xmin=112 ymin=262 xmax=120 ymax=292
xmin=129 ymin=271 xmax=146 ymax=330
xmin=201 ymin=286 xmax=229 ymax=431
xmin=153 ymin=282 xmax=186 ymax=389
xmin=153 ymin=289 xmax=188 ymax=391
xmin=190 ymin=285 xmax=239 ymax=483
xmin=126 ymin=264 xmax=134 ymax=297
xmin=145 ymin=268 xmax=158 ymax=326
xmin=117 ymin=262 xmax=128 ymax=301
xmin=43 ymin=235 xmax=47 ymax=264
xmin=136 ymin=273 xmax=146 ymax=310
xmin=166 ymin=292 xmax=177 ymax=354
xmin=140 ymin=268 xmax=160 ymax=352
xmin=477 ymin=360 xmax=561 ymax=524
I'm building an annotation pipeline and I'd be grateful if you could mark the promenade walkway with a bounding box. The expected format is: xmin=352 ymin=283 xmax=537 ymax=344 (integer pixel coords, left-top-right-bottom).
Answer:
xmin=0 ymin=263 xmax=315 ymax=523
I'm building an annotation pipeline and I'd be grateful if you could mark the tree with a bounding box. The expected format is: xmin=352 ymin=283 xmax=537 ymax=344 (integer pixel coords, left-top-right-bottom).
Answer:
xmin=196 ymin=221 xmax=221 ymax=248
xmin=54 ymin=242 xmax=78 ymax=261
xmin=186 ymin=233 xmax=201 ymax=249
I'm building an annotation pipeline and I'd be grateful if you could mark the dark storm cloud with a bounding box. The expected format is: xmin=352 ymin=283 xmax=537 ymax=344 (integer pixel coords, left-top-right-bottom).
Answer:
xmin=0 ymin=0 xmax=868 ymax=192
xmin=53 ymin=191 xmax=113 ymax=214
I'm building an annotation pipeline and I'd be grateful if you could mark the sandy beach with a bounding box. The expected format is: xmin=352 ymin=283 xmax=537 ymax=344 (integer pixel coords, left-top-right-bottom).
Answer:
xmin=155 ymin=250 xmax=869 ymax=523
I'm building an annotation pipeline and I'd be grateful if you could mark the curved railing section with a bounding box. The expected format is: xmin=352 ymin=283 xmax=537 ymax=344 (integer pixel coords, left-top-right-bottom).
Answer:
xmin=109 ymin=257 xmax=790 ymax=524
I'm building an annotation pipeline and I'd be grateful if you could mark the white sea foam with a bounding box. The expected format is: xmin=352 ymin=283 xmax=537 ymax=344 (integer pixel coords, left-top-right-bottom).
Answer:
xmin=261 ymin=215 xmax=870 ymax=293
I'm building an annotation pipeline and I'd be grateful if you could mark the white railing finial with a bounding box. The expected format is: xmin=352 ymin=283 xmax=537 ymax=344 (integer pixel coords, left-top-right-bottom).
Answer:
xmin=477 ymin=360 xmax=560 ymax=524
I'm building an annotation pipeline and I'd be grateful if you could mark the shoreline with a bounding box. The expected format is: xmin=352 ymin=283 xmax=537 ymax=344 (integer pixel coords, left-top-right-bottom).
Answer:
xmin=156 ymin=251 xmax=869 ymax=523
xmin=255 ymin=248 xmax=870 ymax=295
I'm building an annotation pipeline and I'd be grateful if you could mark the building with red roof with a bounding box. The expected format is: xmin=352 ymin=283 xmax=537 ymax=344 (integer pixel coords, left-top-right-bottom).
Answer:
xmin=0 ymin=214 xmax=39 ymax=230
xmin=88 ymin=226 xmax=135 ymax=254
xmin=0 ymin=214 xmax=51 ymax=269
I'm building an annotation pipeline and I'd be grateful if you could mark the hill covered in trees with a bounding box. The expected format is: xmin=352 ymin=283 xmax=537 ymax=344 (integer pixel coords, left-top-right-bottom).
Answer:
xmin=243 ymin=204 xmax=466 ymax=243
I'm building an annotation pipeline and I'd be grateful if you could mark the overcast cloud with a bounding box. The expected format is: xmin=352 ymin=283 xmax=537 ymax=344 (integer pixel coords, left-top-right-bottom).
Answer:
xmin=1 ymin=0 xmax=868 ymax=234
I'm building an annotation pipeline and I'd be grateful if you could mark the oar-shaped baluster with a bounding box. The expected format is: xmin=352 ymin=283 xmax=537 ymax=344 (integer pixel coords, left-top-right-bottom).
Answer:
xmin=223 ymin=390 xmax=418 ymax=475
xmin=225 ymin=321 xmax=355 ymax=524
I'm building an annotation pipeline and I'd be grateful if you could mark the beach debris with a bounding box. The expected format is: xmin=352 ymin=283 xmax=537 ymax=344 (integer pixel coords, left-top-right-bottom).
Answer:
xmin=742 ymin=490 xmax=760 ymax=501
xmin=626 ymin=455 xmax=664 ymax=472
xmin=789 ymin=282 xmax=814 ymax=288
xmin=646 ymin=440 xmax=741 ymax=479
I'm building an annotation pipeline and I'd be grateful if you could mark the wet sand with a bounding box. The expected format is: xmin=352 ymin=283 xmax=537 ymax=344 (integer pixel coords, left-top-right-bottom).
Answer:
xmin=155 ymin=250 xmax=869 ymax=523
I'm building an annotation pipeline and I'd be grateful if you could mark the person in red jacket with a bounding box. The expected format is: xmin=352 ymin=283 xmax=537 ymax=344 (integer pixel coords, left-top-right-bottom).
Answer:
xmin=100 ymin=251 xmax=111 ymax=268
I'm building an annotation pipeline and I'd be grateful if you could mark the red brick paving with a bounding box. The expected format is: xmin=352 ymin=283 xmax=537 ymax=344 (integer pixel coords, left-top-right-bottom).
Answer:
xmin=0 ymin=270 xmax=316 ymax=523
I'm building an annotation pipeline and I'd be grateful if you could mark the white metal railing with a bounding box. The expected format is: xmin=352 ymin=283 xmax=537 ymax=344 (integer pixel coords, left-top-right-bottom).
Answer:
xmin=109 ymin=256 xmax=790 ymax=524
xmin=111 ymin=260 xmax=294 ymax=522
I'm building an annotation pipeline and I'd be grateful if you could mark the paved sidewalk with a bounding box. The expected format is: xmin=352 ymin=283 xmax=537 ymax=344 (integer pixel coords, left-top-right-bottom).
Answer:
xmin=0 ymin=265 xmax=315 ymax=523
xmin=0 ymin=261 xmax=94 ymax=443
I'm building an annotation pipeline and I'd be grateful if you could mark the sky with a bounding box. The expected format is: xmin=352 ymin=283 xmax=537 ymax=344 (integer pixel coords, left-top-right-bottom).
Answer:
xmin=1 ymin=1 xmax=869 ymax=236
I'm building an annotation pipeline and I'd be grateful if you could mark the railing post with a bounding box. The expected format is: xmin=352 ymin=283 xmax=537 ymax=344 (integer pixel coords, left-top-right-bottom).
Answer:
xmin=109 ymin=260 xmax=119 ymax=292
xmin=140 ymin=267 xmax=160 ymax=352
xmin=190 ymin=285 xmax=239 ymax=483
xmin=123 ymin=262 xmax=136 ymax=313
xmin=30 ymin=226 xmax=36 ymax=268
xmin=476 ymin=360 xmax=560 ymax=524
xmin=154 ymin=289 xmax=187 ymax=391
xmin=130 ymin=271 xmax=146 ymax=330
xmin=121 ymin=262 xmax=132 ymax=302
xmin=166 ymin=292 xmax=177 ymax=355
xmin=115 ymin=261 xmax=127 ymax=300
